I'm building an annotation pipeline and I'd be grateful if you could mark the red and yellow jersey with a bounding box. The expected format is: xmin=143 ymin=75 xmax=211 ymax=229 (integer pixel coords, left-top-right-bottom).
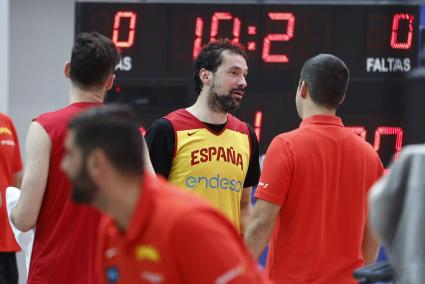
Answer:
xmin=164 ymin=109 xmax=251 ymax=228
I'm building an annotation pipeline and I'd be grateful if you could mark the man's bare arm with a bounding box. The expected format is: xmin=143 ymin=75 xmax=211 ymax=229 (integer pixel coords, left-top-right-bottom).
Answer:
xmin=240 ymin=187 xmax=252 ymax=233
xmin=13 ymin=170 xmax=23 ymax=188
xmin=11 ymin=122 xmax=51 ymax=232
xmin=141 ymin=136 xmax=155 ymax=174
xmin=244 ymin=199 xmax=280 ymax=259
xmin=362 ymin=220 xmax=380 ymax=265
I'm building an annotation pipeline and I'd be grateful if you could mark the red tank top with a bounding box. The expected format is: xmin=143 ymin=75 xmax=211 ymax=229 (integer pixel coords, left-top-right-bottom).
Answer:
xmin=28 ymin=102 xmax=102 ymax=284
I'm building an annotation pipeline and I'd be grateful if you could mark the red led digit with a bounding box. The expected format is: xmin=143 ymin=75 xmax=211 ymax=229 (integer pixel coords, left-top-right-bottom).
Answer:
xmin=112 ymin=11 xmax=137 ymax=48
xmin=193 ymin=13 xmax=241 ymax=58
xmin=262 ymin=12 xmax=295 ymax=63
xmin=346 ymin=126 xmax=367 ymax=140
xmin=374 ymin=126 xmax=404 ymax=166
xmin=210 ymin=12 xmax=241 ymax=44
xmin=232 ymin=17 xmax=241 ymax=44
xmin=193 ymin=17 xmax=204 ymax=59
xmin=254 ymin=111 xmax=263 ymax=142
xmin=390 ymin=13 xmax=414 ymax=50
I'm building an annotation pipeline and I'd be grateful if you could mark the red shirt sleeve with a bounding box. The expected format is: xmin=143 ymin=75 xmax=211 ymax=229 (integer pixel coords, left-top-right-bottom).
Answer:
xmin=255 ymin=136 xmax=294 ymax=206
xmin=170 ymin=208 xmax=268 ymax=284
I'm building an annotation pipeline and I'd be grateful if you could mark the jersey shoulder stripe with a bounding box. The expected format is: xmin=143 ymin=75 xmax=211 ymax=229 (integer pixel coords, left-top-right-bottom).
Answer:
xmin=164 ymin=109 xmax=249 ymax=135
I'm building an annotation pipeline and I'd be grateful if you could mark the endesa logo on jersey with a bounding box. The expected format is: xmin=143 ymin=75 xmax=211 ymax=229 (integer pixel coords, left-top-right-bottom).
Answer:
xmin=185 ymin=174 xmax=243 ymax=192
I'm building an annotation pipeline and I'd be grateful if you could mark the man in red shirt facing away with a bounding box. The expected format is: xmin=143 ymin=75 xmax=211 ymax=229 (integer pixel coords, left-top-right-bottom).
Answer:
xmin=61 ymin=105 xmax=268 ymax=284
xmin=0 ymin=113 xmax=23 ymax=284
xmin=11 ymin=32 xmax=120 ymax=283
xmin=244 ymin=54 xmax=384 ymax=284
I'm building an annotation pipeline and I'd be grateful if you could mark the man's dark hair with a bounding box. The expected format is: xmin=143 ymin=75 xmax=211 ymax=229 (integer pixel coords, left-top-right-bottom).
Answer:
xmin=69 ymin=104 xmax=144 ymax=175
xmin=70 ymin=32 xmax=120 ymax=90
xmin=300 ymin=54 xmax=349 ymax=109
xmin=193 ymin=39 xmax=247 ymax=94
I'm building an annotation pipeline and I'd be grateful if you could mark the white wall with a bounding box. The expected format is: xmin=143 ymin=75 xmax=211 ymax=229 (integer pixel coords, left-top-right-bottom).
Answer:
xmin=0 ymin=0 xmax=9 ymax=114
xmin=9 ymin=0 xmax=73 ymax=146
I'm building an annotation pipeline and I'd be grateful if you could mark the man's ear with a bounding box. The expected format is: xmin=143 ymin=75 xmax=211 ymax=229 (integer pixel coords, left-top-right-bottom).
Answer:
xmin=199 ymin=68 xmax=212 ymax=86
xmin=64 ymin=62 xmax=71 ymax=79
xmin=299 ymin=81 xmax=309 ymax=99
xmin=105 ymin=74 xmax=116 ymax=91
xmin=86 ymin=149 xmax=105 ymax=180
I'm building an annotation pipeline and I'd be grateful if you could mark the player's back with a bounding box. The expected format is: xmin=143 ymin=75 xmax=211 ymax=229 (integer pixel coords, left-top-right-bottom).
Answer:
xmin=28 ymin=102 xmax=102 ymax=284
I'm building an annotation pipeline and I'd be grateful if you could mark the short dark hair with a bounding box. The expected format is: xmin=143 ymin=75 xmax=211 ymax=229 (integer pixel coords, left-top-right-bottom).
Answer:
xmin=69 ymin=104 xmax=144 ymax=175
xmin=193 ymin=39 xmax=247 ymax=94
xmin=300 ymin=54 xmax=349 ymax=109
xmin=70 ymin=32 xmax=120 ymax=90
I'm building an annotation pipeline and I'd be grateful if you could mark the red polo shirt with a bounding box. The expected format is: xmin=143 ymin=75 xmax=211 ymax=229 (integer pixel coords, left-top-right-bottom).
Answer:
xmin=256 ymin=115 xmax=383 ymax=284
xmin=98 ymin=173 xmax=268 ymax=284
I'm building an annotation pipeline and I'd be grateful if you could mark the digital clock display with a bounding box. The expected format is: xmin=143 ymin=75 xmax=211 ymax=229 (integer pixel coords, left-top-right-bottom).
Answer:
xmin=75 ymin=2 xmax=424 ymax=171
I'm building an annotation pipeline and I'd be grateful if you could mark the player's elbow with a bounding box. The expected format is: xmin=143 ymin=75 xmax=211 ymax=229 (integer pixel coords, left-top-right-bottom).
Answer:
xmin=255 ymin=215 xmax=275 ymax=234
xmin=15 ymin=220 xmax=35 ymax=232
xmin=246 ymin=214 xmax=274 ymax=241
xmin=12 ymin=211 xmax=35 ymax=232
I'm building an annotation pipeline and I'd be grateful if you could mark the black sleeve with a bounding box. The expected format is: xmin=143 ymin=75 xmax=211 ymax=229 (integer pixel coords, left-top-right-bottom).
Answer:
xmin=145 ymin=118 xmax=175 ymax=178
xmin=243 ymin=124 xmax=261 ymax=188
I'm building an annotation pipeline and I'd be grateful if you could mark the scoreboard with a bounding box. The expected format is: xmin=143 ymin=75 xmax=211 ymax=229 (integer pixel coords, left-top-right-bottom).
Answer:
xmin=75 ymin=2 xmax=425 ymax=170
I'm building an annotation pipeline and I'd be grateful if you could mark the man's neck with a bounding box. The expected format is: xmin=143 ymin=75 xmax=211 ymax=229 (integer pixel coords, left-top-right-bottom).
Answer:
xmin=301 ymin=105 xmax=337 ymax=120
xmin=69 ymin=86 xmax=104 ymax=104
xmin=96 ymin=176 xmax=141 ymax=232
xmin=186 ymin=93 xmax=227 ymax=124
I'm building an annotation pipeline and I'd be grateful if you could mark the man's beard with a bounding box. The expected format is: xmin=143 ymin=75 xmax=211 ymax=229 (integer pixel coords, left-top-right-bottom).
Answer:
xmin=71 ymin=165 xmax=98 ymax=204
xmin=207 ymin=80 xmax=245 ymax=113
